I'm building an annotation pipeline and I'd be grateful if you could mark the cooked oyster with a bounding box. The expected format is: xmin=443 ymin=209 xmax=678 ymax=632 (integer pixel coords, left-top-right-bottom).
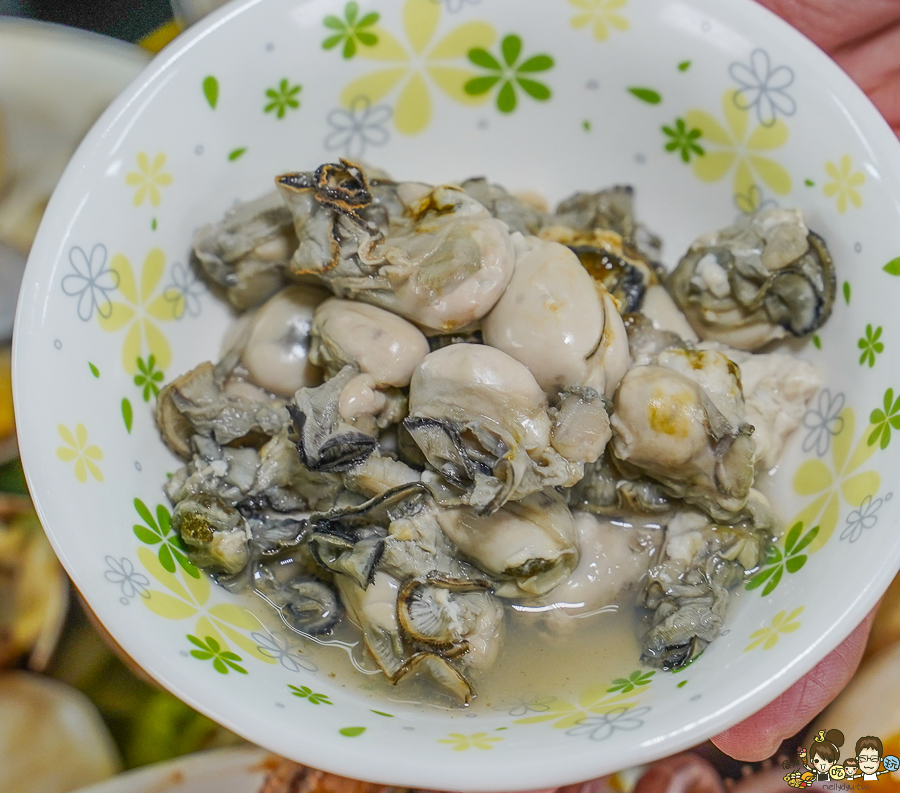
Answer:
xmin=171 ymin=493 xmax=251 ymax=575
xmin=712 ymin=345 xmax=822 ymax=471
xmin=164 ymin=163 xmax=839 ymax=704
xmin=277 ymin=161 xmax=517 ymax=332
xmin=435 ymin=490 xmax=579 ymax=598
xmin=482 ymin=237 xmax=629 ymax=400
xmin=459 ymin=177 xmax=546 ymax=236
xmin=309 ymin=298 xmax=429 ymax=388
xmin=640 ymin=498 xmax=775 ymax=669
xmin=405 ymin=344 xmax=582 ymax=513
xmin=668 ymin=208 xmax=836 ymax=350
xmin=528 ymin=511 xmax=663 ymax=630
xmin=566 ymin=452 xmax=673 ymax=516
xmin=610 ymin=348 xmax=755 ymax=519
xmin=397 ymin=575 xmax=503 ymax=667
xmin=193 ymin=191 xmax=296 ymax=310
xmin=239 ymin=284 xmax=329 ymax=398
xmin=334 ymin=570 xmax=482 ymax=704
xmin=288 ymin=365 xmax=378 ymax=472
xmin=156 ymin=361 xmax=290 ymax=459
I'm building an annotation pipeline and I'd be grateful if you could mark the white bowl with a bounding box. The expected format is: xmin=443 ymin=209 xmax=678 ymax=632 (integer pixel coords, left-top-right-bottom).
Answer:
xmin=14 ymin=0 xmax=900 ymax=789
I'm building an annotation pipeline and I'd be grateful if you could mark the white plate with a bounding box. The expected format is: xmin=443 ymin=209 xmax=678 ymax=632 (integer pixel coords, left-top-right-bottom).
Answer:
xmin=74 ymin=748 xmax=267 ymax=793
xmin=13 ymin=0 xmax=900 ymax=789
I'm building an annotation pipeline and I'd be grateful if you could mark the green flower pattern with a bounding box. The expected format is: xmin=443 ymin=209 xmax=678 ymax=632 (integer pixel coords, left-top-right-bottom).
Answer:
xmin=323 ymin=2 xmax=379 ymax=58
xmin=868 ymin=388 xmax=900 ymax=449
xmin=264 ymin=79 xmax=302 ymax=118
xmin=187 ymin=635 xmax=247 ymax=674
xmin=464 ymin=35 xmax=554 ymax=113
xmin=606 ymin=670 xmax=654 ymax=694
xmin=662 ymin=118 xmax=704 ymax=162
xmin=133 ymin=498 xmax=199 ymax=578
xmin=746 ymin=521 xmax=818 ymax=596
xmin=289 ymin=684 xmax=332 ymax=705
xmin=134 ymin=354 xmax=164 ymax=401
xmin=858 ymin=325 xmax=884 ymax=368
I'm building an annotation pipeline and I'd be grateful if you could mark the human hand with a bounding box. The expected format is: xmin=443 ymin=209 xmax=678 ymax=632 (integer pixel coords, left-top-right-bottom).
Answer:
xmin=710 ymin=607 xmax=876 ymax=760
xmin=758 ymin=0 xmax=900 ymax=136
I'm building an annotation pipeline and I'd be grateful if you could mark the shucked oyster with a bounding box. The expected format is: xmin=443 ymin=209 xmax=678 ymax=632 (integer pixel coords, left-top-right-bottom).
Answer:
xmin=668 ymin=208 xmax=836 ymax=350
xmin=309 ymin=298 xmax=429 ymax=388
xmin=276 ymin=161 xmax=517 ymax=332
xmin=156 ymin=361 xmax=290 ymax=460
xmin=639 ymin=497 xmax=775 ymax=669
xmin=193 ymin=192 xmax=295 ymax=310
xmin=306 ymin=485 xmax=504 ymax=702
xmin=435 ymin=490 xmax=579 ymax=598
xmin=610 ymin=348 xmax=755 ymax=520
xmin=483 ymin=237 xmax=629 ymax=399
xmin=405 ymin=344 xmax=582 ymax=513
xmin=483 ymin=237 xmax=628 ymax=464
xmin=238 ymin=284 xmax=329 ymax=398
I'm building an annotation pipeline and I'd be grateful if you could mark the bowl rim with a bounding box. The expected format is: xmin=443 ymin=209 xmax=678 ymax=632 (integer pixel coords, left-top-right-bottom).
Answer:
xmin=13 ymin=0 xmax=900 ymax=788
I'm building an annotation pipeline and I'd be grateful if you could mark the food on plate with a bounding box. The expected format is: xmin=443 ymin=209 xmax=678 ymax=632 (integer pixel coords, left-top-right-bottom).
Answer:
xmin=156 ymin=160 xmax=832 ymax=704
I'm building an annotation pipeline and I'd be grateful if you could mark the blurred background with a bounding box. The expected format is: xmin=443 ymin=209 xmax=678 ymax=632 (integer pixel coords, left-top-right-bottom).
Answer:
xmin=1 ymin=2 xmax=899 ymax=793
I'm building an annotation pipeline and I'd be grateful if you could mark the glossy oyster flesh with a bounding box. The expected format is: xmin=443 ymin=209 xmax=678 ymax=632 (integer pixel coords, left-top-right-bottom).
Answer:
xmin=668 ymin=208 xmax=836 ymax=350
xmin=159 ymin=161 xmax=835 ymax=699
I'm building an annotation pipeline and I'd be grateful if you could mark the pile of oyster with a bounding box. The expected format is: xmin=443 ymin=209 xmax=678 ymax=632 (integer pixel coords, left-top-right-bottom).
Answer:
xmin=157 ymin=161 xmax=835 ymax=704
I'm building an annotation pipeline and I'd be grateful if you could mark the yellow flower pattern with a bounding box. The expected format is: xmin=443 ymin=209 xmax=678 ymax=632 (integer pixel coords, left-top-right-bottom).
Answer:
xmin=685 ymin=90 xmax=791 ymax=204
xmin=792 ymin=407 xmax=879 ymax=553
xmin=138 ymin=546 xmax=276 ymax=665
xmin=569 ymin=0 xmax=629 ymax=42
xmin=513 ymin=682 xmax=643 ymax=729
xmin=438 ymin=732 xmax=503 ymax=751
xmin=97 ymin=249 xmax=180 ymax=374
xmin=823 ymin=155 xmax=865 ymax=213
xmin=745 ymin=606 xmax=804 ymax=651
xmin=55 ymin=423 xmax=103 ymax=483
xmin=125 ymin=152 xmax=173 ymax=207
xmin=341 ymin=0 xmax=495 ymax=135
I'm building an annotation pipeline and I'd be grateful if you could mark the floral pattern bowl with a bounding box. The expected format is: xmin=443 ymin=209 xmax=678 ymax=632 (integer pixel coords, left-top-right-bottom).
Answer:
xmin=12 ymin=0 xmax=900 ymax=789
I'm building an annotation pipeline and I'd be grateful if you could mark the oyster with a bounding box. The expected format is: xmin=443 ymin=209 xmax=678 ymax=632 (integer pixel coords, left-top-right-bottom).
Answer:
xmin=335 ymin=572 xmax=478 ymax=704
xmin=397 ymin=575 xmax=503 ymax=668
xmin=277 ymin=161 xmax=517 ymax=332
xmin=435 ymin=490 xmax=579 ymax=598
xmin=527 ymin=511 xmax=663 ymax=630
xmin=165 ymin=431 xmax=342 ymax=514
xmin=156 ymin=361 xmax=290 ymax=460
xmin=256 ymin=573 xmax=341 ymax=635
xmin=171 ymin=493 xmax=251 ymax=575
xmin=668 ymin=208 xmax=836 ymax=350
xmin=713 ymin=345 xmax=822 ymax=471
xmin=566 ymin=452 xmax=673 ymax=516
xmin=610 ymin=348 xmax=756 ymax=519
xmin=459 ymin=177 xmax=546 ymax=236
xmin=193 ymin=191 xmax=296 ymax=310
xmin=482 ymin=237 xmax=629 ymax=400
xmin=309 ymin=298 xmax=429 ymax=388
xmin=640 ymin=497 xmax=775 ymax=669
xmin=405 ymin=344 xmax=582 ymax=513
xmin=239 ymin=284 xmax=329 ymax=398
xmin=288 ymin=365 xmax=379 ymax=472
